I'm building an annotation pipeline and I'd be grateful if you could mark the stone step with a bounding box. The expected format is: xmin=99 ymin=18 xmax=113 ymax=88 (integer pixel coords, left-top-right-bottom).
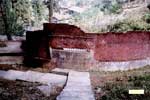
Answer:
xmin=0 ymin=70 xmax=67 ymax=87
xmin=17 ymin=71 xmax=45 ymax=82
xmin=37 ymin=73 xmax=67 ymax=87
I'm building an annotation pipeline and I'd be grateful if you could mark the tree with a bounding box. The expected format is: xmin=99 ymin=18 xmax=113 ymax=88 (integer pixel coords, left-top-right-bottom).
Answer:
xmin=0 ymin=0 xmax=13 ymax=40
xmin=14 ymin=0 xmax=32 ymax=28
xmin=0 ymin=0 xmax=30 ymax=40
xmin=32 ymin=0 xmax=47 ymax=27
xmin=44 ymin=0 xmax=54 ymax=22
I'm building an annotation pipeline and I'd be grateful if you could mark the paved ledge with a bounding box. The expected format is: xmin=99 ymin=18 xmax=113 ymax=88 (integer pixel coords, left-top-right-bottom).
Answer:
xmin=92 ymin=58 xmax=150 ymax=71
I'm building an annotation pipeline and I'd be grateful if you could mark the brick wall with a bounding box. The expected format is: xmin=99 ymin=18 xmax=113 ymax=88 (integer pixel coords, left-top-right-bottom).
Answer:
xmin=43 ymin=23 xmax=150 ymax=61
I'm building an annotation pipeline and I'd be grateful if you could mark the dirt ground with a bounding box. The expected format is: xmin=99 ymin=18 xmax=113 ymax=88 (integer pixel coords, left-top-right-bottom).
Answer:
xmin=0 ymin=64 xmax=150 ymax=100
xmin=0 ymin=79 xmax=57 ymax=100
xmin=0 ymin=64 xmax=63 ymax=100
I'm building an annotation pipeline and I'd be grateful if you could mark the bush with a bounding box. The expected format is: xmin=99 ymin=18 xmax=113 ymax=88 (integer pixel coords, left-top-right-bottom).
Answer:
xmin=100 ymin=1 xmax=122 ymax=14
xmin=142 ymin=13 xmax=150 ymax=23
xmin=108 ymin=19 xmax=150 ymax=32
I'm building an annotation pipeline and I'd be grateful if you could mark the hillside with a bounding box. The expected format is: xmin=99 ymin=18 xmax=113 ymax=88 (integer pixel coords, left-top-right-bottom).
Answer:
xmin=53 ymin=0 xmax=150 ymax=33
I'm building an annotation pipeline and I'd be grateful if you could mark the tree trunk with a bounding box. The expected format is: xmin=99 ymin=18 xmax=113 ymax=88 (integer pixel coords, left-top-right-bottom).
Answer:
xmin=48 ymin=0 xmax=53 ymax=22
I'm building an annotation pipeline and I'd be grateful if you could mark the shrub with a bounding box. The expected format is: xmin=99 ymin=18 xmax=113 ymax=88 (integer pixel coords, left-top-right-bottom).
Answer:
xmin=108 ymin=19 xmax=150 ymax=32
xmin=100 ymin=1 xmax=122 ymax=14
xmin=142 ymin=13 xmax=150 ymax=23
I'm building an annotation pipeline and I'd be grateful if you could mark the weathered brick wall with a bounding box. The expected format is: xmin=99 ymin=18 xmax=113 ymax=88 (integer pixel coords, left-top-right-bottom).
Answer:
xmin=44 ymin=23 xmax=96 ymax=49
xmin=95 ymin=32 xmax=150 ymax=61
xmin=44 ymin=23 xmax=150 ymax=61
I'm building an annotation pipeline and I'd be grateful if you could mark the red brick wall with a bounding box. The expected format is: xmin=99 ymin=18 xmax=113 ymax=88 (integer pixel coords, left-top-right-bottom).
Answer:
xmin=95 ymin=32 xmax=150 ymax=61
xmin=37 ymin=23 xmax=150 ymax=61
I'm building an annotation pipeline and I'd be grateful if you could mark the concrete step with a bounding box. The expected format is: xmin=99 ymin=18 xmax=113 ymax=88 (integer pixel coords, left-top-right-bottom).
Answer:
xmin=17 ymin=71 xmax=45 ymax=82
xmin=0 ymin=70 xmax=67 ymax=87
xmin=3 ymin=70 xmax=25 ymax=80
xmin=37 ymin=73 xmax=67 ymax=87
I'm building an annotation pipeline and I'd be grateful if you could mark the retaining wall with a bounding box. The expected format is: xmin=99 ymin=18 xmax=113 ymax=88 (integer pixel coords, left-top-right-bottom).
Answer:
xmin=1 ymin=23 xmax=150 ymax=71
xmin=44 ymin=23 xmax=150 ymax=61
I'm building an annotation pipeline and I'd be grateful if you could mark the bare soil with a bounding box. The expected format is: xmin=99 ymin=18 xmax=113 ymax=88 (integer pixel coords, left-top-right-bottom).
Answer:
xmin=0 ymin=79 xmax=57 ymax=100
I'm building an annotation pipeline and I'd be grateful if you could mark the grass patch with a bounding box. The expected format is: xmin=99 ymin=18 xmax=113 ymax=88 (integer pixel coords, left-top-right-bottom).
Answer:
xmin=99 ymin=74 xmax=150 ymax=100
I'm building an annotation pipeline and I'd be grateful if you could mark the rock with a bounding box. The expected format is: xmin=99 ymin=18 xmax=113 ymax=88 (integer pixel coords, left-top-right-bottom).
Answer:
xmin=37 ymin=85 xmax=51 ymax=97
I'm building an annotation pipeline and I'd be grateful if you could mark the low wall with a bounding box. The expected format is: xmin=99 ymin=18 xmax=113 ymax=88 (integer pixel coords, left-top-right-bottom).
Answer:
xmin=50 ymin=49 xmax=150 ymax=71
xmin=44 ymin=23 xmax=150 ymax=71
xmin=95 ymin=32 xmax=150 ymax=61
xmin=1 ymin=23 xmax=150 ymax=71
xmin=44 ymin=23 xmax=150 ymax=61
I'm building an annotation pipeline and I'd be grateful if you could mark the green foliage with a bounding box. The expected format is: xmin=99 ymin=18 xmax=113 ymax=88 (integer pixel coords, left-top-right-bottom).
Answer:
xmin=32 ymin=0 xmax=47 ymax=27
xmin=14 ymin=0 xmax=32 ymax=25
xmin=100 ymin=0 xmax=122 ymax=14
xmin=101 ymin=74 xmax=150 ymax=100
xmin=142 ymin=13 xmax=150 ymax=23
xmin=108 ymin=20 xmax=150 ymax=32
xmin=0 ymin=0 xmax=49 ymax=36
xmin=1 ymin=0 xmax=24 ymax=36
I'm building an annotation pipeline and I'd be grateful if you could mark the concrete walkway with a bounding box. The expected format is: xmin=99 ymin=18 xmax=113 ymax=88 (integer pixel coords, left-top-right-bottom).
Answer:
xmin=57 ymin=71 xmax=95 ymax=100
xmin=0 ymin=69 xmax=95 ymax=100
